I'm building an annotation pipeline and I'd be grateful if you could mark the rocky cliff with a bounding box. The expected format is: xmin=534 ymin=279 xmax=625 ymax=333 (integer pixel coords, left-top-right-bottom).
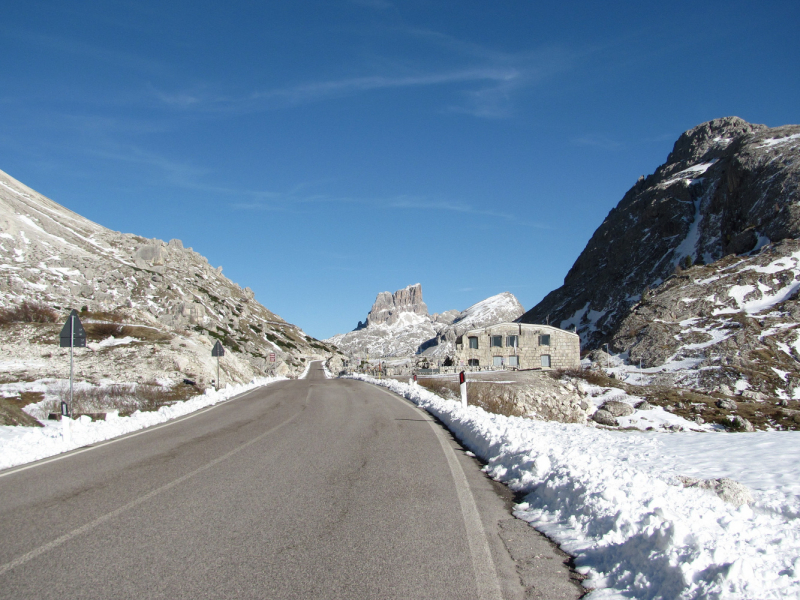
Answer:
xmin=360 ymin=283 xmax=429 ymax=328
xmin=519 ymin=117 xmax=800 ymax=353
xmin=0 ymin=168 xmax=338 ymax=386
xmin=327 ymin=285 xmax=524 ymax=358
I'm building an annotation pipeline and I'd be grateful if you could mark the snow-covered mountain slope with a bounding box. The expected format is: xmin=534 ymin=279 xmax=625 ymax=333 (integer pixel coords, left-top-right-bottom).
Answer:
xmin=520 ymin=117 xmax=800 ymax=351
xmin=612 ymin=238 xmax=800 ymax=398
xmin=419 ymin=292 xmax=525 ymax=357
xmin=0 ymin=168 xmax=338 ymax=385
xmin=326 ymin=286 xmax=523 ymax=358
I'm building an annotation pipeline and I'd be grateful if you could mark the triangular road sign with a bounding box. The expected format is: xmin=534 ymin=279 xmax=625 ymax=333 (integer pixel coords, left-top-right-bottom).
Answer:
xmin=211 ymin=340 xmax=225 ymax=357
xmin=59 ymin=310 xmax=87 ymax=348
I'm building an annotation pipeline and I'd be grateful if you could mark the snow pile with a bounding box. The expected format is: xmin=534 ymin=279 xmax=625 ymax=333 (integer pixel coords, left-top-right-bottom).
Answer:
xmin=0 ymin=376 xmax=286 ymax=471
xmin=350 ymin=374 xmax=800 ymax=599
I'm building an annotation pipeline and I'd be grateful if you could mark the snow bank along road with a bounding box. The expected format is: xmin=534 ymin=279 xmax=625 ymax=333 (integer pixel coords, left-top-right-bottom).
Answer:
xmin=0 ymin=362 xmax=580 ymax=599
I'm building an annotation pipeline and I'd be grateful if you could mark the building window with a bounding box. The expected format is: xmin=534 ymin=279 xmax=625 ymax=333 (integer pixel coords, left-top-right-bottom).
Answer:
xmin=490 ymin=335 xmax=503 ymax=347
xmin=468 ymin=358 xmax=479 ymax=367
xmin=508 ymin=356 xmax=519 ymax=367
xmin=493 ymin=356 xmax=504 ymax=367
xmin=468 ymin=336 xmax=479 ymax=349
xmin=541 ymin=354 xmax=551 ymax=368
xmin=539 ymin=334 xmax=551 ymax=346
xmin=506 ymin=335 xmax=519 ymax=348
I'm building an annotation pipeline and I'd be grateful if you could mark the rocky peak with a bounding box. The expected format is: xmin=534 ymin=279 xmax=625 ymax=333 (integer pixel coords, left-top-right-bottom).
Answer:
xmin=365 ymin=283 xmax=428 ymax=327
xmin=665 ymin=116 xmax=766 ymax=166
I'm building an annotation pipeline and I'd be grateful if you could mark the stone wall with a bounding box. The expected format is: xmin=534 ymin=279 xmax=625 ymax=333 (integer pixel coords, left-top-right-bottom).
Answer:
xmin=455 ymin=323 xmax=580 ymax=370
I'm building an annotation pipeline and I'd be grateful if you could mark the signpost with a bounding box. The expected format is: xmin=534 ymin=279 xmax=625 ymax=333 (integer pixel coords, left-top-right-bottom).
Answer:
xmin=459 ymin=371 xmax=468 ymax=408
xmin=211 ymin=341 xmax=224 ymax=390
xmin=269 ymin=352 xmax=276 ymax=363
xmin=59 ymin=310 xmax=86 ymax=442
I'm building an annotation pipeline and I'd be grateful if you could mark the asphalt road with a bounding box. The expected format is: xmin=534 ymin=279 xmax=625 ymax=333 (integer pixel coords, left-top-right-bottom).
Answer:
xmin=0 ymin=362 xmax=581 ymax=599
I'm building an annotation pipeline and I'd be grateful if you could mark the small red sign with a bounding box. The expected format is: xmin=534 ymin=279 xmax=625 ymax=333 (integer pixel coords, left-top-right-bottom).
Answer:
xmin=269 ymin=353 xmax=276 ymax=363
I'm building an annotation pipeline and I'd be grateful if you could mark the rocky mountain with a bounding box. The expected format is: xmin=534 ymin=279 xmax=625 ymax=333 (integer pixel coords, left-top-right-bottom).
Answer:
xmin=0 ymin=168 xmax=338 ymax=387
xmin=326 ymin=284 xmax=524 ymax=358
xmin=519 ymin=117 xmax=800 ymax=351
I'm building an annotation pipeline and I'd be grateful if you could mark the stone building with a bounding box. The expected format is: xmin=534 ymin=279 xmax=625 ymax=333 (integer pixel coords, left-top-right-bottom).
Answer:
xmin=454 ymin=323 xmax=580 ymax=370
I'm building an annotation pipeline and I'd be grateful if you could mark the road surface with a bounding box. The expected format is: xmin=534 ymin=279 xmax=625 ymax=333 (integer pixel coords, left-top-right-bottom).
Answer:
xmin=0 ymin=362 xmax=581 ymax=599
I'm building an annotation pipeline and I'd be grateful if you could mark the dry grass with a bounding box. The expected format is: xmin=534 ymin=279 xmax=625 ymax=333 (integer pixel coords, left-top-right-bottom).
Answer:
xmin=0 ymin=301 xmax=58 ymax=325
xmin=0 ymin=393 xmax=44 ymax=427
xmin=85 ymin=322 xmax=124 ymax=340
xmin=82 ymin=310 xmax=126 ymax=323
xmin=417 ymin=378 xmax=526 ymax=418
xmin=37 ymin=381 xmax=206 ymax=418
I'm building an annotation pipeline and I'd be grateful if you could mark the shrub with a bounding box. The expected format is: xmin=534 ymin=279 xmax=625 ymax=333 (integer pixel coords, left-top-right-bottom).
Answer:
xmin=0 ymin=301 xmax=59 ymax=324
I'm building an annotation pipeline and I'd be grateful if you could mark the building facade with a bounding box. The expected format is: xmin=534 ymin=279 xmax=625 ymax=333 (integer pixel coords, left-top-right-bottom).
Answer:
xmin=454 ymin=323 xmax=580 ymax=370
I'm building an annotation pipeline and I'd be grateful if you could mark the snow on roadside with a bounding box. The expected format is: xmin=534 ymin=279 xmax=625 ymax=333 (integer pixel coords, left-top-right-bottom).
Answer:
xmin=348 ymin=373 xmax=800 ymax=599
xmin=299 ymin=361 xmax=312 ymax=379
xmin=0 ymin=376 xmax=286 ymax=471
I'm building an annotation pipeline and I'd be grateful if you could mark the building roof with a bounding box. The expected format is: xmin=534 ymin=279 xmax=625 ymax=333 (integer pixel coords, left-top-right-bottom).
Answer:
xmin=459 ymin=322 xmax=579 ymax=338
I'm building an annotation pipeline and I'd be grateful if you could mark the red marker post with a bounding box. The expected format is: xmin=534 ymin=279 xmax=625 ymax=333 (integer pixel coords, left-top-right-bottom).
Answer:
xmin=459 ymin=371 xmax=467 ymax=408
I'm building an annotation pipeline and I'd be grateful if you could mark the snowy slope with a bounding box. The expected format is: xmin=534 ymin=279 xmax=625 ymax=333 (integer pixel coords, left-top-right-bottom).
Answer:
xmin=613 ymin=238 xmax=800 ymax=398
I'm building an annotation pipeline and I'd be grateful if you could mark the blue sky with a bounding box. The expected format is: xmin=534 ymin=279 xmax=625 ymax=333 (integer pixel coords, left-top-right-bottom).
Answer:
xmin=1 ymin=1 xmax=798 ymax=339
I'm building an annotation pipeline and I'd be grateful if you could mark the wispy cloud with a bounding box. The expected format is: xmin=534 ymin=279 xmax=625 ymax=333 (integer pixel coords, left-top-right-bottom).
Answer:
xmin=151 ymin=67 xmax=521 ymax=115
xmin=148 ymin=29 xmax=575 ymax=119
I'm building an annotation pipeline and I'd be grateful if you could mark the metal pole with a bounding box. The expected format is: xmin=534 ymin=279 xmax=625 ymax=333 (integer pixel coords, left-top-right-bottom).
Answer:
xmin=70 ymin=314 xmax=74 ymax=417
xmin=217 ymin=355 xmax=220 ymax=391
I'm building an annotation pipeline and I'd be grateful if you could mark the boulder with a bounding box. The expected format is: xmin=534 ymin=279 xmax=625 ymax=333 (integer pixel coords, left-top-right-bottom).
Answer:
xmin=716 ymin=398 xmax=738 ymax=411
xmin=677 ymin=476 xmax=754 ymax=506
xmin=729 ymin=415 xmax=755 ymax=432
xmin=635 ymin=400 xmax=653 ymax=410
xmin=592 ymin=409 xmax=618 ymax=426
xmin=601 ymin=400 xmax=635 ymax=417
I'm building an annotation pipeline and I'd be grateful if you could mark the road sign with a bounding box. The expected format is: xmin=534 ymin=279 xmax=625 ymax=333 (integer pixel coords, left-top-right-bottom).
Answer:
xmin=59 ymin=310 xmax=86 ymax=348
xmin=58 ymin=310 xmax=86 ymax=424
xmin=269 ymin=352 xmax=276 ymax=363
xmin=211 ymin=341 xmax=224 ymax=391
